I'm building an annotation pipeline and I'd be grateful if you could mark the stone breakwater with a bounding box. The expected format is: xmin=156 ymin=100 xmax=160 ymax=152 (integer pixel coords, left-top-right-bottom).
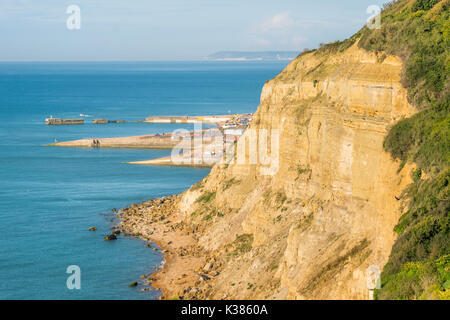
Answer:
xmin=116 ymin=196 xmax=223 ymax=300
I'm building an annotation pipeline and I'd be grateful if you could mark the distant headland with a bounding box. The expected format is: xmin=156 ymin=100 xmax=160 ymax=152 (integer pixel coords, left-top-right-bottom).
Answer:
xmin=204 ymin=51 xmax=299 ymax=61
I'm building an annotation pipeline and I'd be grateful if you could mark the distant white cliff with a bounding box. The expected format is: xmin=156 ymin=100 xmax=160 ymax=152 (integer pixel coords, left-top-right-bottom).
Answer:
xmin=205 ymin=51 xmax=299 ymax=61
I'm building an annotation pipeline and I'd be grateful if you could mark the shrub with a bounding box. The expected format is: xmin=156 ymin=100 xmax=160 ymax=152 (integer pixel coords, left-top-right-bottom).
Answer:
xmin=376 ymin=254 xmax=450 ymax=300
xmin=412 ymin=168 xmax=423 ymax=182
xmin=232 ymin=234 xmax=254 ymax=255
xmin=382 ymin=168 xmax=450 ymax=298
xmin=222 ymin=178 xmax=240 ymax=191
xmin=412 ymin=0 xmax=440 ymax=11
xmin=358 ymin=0 xmax=449 ymax=109
xmin=345 ymin=0 xmax=450 ymax=299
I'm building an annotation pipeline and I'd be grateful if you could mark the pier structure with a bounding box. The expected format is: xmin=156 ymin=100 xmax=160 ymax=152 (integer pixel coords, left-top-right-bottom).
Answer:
xmin=144 ymin=115 xmax=234 ymax=124
xmin=93 ymin=119 xmax=109 ymax=124
xmin=45 ymin=118 xmax=84 ymax=125
xmin=46 ymin=118 xmax=127 ymax=125
xmin=48 ymin=113 xmax=254 ymax=167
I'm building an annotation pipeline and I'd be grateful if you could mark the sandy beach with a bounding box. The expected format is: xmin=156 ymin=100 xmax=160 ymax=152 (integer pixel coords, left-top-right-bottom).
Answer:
xmin=50 ymin=128 xmax=234 ymax=167
xmin=48 ymin=133 xmax=178 ymax=149
xmin=47 ymin=114 xmax=252 ymax=298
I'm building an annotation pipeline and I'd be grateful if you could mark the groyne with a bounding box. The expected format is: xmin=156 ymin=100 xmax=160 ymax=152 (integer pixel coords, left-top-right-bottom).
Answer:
xmin=45 ymin=118 xmax=84 ymax=125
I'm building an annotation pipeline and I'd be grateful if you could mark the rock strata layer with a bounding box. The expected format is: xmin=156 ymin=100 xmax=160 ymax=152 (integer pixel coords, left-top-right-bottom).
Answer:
xmin=120 ymin=43 xmax=417 ymax=300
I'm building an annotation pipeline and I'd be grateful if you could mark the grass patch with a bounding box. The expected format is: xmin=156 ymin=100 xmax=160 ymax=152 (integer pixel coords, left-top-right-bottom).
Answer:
xmin=203 ymin=208 xmax=224 ymax=221
xmin=263 ymin=189 xmax=272 ymax=206
xmin=314 ymin=32 xmax=361 ymax=55
xmin=190 ymin=181 xmax=204 ymax=191
xmin=295 ymin=165 xmax=311 ymax=176
xmin=275 ymin=192 xmax=287 ymax=208
xmin=196 ymin=191 xmax=216 ymax=204
xmin=411 ymin=168 xmax=422 ymax=182
xmin=231 ymin=234 xmax=254 ymax=256
xmin=222 ymin=178 xmax=240 ymax=191
xmin=191 ymin=209 xmax=203 ymax=218
xmin=296 ymin=213 xmax=315 ymax=232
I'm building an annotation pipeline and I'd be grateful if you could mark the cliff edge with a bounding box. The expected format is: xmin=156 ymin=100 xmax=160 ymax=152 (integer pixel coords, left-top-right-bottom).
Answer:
xmin=121 ymin=0 xmax=449 ymax=300
xmin=160 ymin=42 xmax=416 ymax=299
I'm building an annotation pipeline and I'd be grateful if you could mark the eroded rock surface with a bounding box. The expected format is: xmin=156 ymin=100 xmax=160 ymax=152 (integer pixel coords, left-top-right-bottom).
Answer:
xmin=120 ymin=43 xmax=417 ymax=300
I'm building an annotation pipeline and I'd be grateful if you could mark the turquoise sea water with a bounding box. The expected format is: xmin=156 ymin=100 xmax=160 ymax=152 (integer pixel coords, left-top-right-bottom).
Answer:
xmin=0 ymin=61 xmax=287 ymax=299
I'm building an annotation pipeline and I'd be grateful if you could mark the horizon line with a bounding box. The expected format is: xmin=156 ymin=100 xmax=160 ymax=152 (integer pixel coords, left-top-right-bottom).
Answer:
xmin=0 ymin=59 xmax=294 ymax=63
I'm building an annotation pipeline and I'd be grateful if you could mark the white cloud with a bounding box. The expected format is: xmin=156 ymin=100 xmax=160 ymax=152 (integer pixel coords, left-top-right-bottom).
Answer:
xmin=257 ymin=12 xmax=296 ymax=33
xmin=248 ymin=12 xmax=308 ymax=50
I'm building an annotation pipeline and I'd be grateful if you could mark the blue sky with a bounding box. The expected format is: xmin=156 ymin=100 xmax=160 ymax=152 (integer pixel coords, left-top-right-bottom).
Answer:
xmin=0 ymin=0 xmax=386 ymax=61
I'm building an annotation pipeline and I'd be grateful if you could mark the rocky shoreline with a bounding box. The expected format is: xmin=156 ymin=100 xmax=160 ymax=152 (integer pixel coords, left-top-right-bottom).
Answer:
xmin=102 ymin=41 xmax=419 ymax=301
xmin=114 ymin=195 xmax=221 ymax=300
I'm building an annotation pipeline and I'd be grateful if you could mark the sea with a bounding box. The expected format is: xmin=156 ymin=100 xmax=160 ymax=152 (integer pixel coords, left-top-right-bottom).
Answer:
xmin=0 ymin=61 xmax=288 ymax=299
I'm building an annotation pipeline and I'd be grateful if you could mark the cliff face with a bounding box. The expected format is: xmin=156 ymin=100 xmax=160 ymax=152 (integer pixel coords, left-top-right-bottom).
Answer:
xmin=175 ymin=42 xmax=417 ymax=299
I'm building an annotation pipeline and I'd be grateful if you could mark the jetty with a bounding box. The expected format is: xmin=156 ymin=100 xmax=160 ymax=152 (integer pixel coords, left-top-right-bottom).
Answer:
xmin=47 ymin=113 xmax=253 ymax=166
xmin=143 ymin=115 xmax=230 ymax=124
xmin=143 ymin=114 xmax=252 ymax=127
xmin=45 ymin=118 xmax=84 ymax=125
xmin=46 ymin=117 xmax=128 ymax=125
xmin=45 ymin=114 xmax=251 ymax=127
xmin=93 ymin=119 xmax=127 ymax=124
xmin=49 ymin=133 xmax=180 ymax=149
xmin=93 ymin=119 xmax=109 ymax=124
xmin=47 ymin=128 xmax=222 ymax=149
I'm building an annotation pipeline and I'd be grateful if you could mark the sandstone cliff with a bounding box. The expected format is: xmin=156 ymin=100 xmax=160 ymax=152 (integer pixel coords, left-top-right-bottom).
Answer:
xmin=125 ymin=42 xmax=420 ymax=300
xmin=177 ymin=41 xmax=420 ymax=299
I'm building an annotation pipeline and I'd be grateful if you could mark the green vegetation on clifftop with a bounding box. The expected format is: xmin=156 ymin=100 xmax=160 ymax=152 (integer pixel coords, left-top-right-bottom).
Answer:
xmin=354 ymin=0 xmax=449 ymax=299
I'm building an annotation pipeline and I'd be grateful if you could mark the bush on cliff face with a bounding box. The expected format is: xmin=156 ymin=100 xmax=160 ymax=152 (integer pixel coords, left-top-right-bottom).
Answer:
xmin=196 ymin=191 xmax=216 ymax=203
xmin=383 ymin=98 xmax=449 ymax=174
xmin=355 ymin=0 xmax=449 ymax=299
xmin=387 ymin=169 xmax=449 ymax=271
xmin=412 ymin=0 xmax=441 ymax=11
xmin=376 ymin=254 xmax=450 ymax=300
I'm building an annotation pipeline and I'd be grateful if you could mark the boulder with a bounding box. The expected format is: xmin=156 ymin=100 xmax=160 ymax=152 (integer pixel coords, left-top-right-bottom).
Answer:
xmin=199 ymin=274 xmax=211 ymax=281
xmin=203 ymin=262 xmax=213 ymax=272
xmin=104 ymin=234 xmax=117 ymax=241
